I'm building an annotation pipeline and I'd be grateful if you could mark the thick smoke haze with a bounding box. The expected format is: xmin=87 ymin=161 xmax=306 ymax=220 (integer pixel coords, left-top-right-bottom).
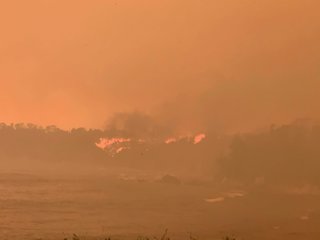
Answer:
xmin=1 ymin=1 xmax=320 ymax=239
xmin=1 ymin=0 xmax=320 ymax=131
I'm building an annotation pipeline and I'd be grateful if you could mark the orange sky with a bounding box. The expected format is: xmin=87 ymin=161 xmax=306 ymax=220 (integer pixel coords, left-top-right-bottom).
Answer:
xmin=0 ymin=0 xmax=319 ymax=131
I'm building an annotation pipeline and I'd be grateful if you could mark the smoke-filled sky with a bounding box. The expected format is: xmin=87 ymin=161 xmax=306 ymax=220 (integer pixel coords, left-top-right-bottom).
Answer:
xmin=1 ymin=0 xmax=319 ymax=132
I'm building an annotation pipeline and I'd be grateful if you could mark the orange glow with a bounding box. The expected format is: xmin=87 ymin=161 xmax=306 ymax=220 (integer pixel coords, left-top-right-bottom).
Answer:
xmin=1 ymin=1 xmax=319 ymax=131
xmin=193 ymin=133 xmax=206 ymax=144
xmin=165 ymin=137 xmax=177 ymax=144
xmin=95 ymin=137 xmax=131 ymax=149
xmin=1 ymin=1 xmax=320 ymax=239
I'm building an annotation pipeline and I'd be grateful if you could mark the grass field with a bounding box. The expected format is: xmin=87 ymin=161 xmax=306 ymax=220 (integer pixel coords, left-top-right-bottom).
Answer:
xmin=0 ymin=172 xmax=320 ymax=240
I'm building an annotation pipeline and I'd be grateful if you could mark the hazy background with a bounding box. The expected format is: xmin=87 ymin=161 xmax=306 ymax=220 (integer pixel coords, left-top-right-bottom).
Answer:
xmin=0 ymin=0 xmax=319 ymax=132
xmin=1 ymin=1 xmax=320 ymax=239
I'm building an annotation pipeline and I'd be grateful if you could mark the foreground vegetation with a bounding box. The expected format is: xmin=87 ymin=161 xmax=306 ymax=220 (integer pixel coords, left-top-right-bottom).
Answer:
xmin=59 ymin=231 xmax=238 ymax=240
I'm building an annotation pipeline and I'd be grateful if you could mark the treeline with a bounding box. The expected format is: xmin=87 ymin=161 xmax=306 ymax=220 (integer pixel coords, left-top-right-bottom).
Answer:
xmin=0 ymin=122 xmax=228 ymax=175
xmin=219 ymin=122 xmax=320 ymax=185
xmin=1 ymin=121 xmax=320 ymax=185
xmin=0 ymin=123 xmax=106 ymax=164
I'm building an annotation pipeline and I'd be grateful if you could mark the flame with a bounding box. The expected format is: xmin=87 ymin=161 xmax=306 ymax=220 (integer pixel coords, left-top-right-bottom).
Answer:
xmin=96 ymin=134 xmax=206 ymax=154
xmin=165 ymin=137 xmax=177 ymax=144
xmin=165 ymin=133 xmax=206 ymax=144
xmin=193 ymin=133 xmax=206 ymax=144
xmin=95 ymin=137 xmax=131 ymax=149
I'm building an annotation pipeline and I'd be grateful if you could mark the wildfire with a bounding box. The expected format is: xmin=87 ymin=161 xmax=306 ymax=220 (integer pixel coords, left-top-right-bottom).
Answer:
xmin=165 ymin=137 xmax=177 ymax=144
xmin=95 ymin=137 xmax=131 ymax=149
xmin=96 ymin=133 xmax=207 ymax=156
xmin=165 ymin=133 xmax=206 ymax=144
xmin=193 ymin=133 xmax=206 ymax=144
